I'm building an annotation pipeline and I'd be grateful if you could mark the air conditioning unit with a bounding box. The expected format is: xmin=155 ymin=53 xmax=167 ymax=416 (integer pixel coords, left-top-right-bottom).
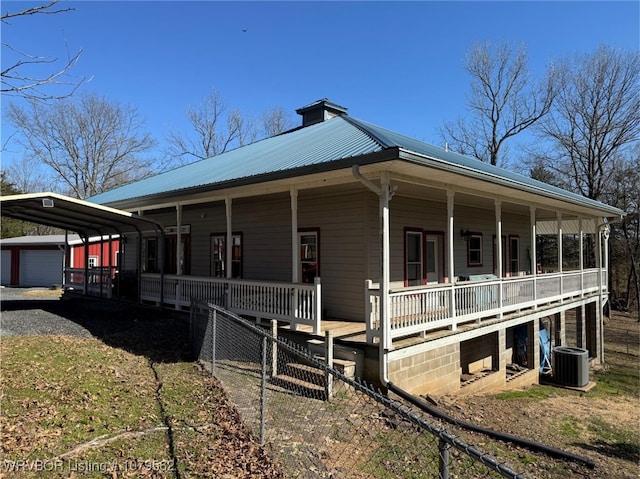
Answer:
xmin=553 ymin=346 xmax=589 ymax=387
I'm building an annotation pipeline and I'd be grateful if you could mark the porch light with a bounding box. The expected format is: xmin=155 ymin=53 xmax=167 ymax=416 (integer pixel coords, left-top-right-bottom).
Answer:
xmin=460 ymin=229 xmax=472 ymax=241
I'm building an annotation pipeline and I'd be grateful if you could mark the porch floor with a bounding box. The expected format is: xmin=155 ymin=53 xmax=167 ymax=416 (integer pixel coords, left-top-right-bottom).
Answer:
xmin=279 ymin=319 xmax=367 ymax=341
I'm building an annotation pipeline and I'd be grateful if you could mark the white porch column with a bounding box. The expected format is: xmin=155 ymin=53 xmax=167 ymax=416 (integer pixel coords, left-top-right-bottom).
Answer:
xmin=579 ymin=218 xmax=584 ymax=297
xmin=557 ymin=212 xmax=563 ymax=301
xmin=380 ymin=172 xmax=392 ymax=356
xmin=446 ymin=189 xmax=457 ymax=330
xmin=495 ymin=199 xmax=503 ymax=278
xmin=597 ymin=223 xmax=607 ymax=361
xmin=176 ymin=203 xmax=183 ymax=275
xmin=530 ymin=206 xmax=537 ymax=310
xmin=557 ymin=212 xmax=563 ymax=274
xmin=225 ymin=197 xmax=233 ymax=279
xmin=291 ymin=187 xmax=299 ymax=283
xmin=495 ymin=199 xmax=503 ymax=318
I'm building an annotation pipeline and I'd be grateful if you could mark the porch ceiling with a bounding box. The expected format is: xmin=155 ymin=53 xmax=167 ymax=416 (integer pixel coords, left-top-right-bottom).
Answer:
xmin=387 ymin=160 xmax=621 ymax=220
xmin=0 ymin=192 xmax=163 ymax=237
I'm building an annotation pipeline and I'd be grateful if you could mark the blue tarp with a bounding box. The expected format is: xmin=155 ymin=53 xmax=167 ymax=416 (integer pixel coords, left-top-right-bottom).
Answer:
xmin=539 ymin=328 xmax=552 ymax=373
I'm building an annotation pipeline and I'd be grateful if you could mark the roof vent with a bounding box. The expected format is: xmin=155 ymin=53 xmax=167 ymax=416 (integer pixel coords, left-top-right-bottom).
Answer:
xmin=296 ymin=99 xmax=348 ymax=127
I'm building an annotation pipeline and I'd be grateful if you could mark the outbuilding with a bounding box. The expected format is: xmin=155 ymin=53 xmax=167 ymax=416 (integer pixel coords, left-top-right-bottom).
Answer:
xmin=0 ymin=235 xmax=70 ymax=287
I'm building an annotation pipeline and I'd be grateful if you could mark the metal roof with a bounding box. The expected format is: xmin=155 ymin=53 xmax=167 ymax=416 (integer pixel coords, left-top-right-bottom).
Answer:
xmin=0 ymin=234 xmax=81 ymax=246
xmin=344 ymin=117 xmax=626 ymax=217
xmin=86 ymin=113 xmax=624 ymax=218
xmin=0 ymin=192 xmax=163 ymax=236
xmin=89 ymin=117 xmax=382 ymax=205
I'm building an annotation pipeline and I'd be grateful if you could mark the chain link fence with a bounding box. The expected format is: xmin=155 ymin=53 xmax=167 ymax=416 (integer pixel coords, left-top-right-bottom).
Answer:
xmin=190 ymin=300 xmax=526 ymax=479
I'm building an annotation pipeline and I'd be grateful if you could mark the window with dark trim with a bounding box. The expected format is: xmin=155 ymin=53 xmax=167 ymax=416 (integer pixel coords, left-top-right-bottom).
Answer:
xmin=299 ymin=228 xmax=319 ymax=283
xmin=210 ymin=233 xmax=243 ymax=278
xmin=467 ymin=233 xmax=483 ymax=267
xmin=405 ymin=229 xmax=423 ymax=286
xmin=143 ymin=238 xmax=158 ymax=273
xmin=509 ymin=235 xmax=520 ymax=275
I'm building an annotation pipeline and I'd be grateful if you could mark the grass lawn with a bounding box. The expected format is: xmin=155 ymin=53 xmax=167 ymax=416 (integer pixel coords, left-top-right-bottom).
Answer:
xmin=0 ymin=335 xmax=283 ymax=478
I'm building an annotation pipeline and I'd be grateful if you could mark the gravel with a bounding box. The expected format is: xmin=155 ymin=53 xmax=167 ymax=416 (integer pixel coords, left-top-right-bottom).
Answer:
xmin=0 ymin=288 xmax=191 ymax=361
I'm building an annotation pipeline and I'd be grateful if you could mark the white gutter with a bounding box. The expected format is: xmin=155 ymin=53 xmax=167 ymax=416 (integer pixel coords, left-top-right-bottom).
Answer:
xmin=352 ymin=165 xmax=392 ymax=385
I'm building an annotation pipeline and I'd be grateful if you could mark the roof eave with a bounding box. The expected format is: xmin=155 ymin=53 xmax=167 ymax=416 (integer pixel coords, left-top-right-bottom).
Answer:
xmin=100 ymin=148 xmax=401 ymax=210
xmin=397 ymin=149 xmax=625 ymax=218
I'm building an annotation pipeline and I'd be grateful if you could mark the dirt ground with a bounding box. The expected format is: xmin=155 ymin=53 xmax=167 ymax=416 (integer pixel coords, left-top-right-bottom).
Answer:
xmin=1 ymin=290 xmax=638 ymax=478
xmin=432 ymin=311 xmax=640 ymax=479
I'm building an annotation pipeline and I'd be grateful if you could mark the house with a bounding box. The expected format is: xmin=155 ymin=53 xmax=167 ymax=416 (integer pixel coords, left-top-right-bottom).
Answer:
xmin=0 ymin=234 xmax=121 ymax=294
xmin=1 ymin=100 xmax=624 ymax=395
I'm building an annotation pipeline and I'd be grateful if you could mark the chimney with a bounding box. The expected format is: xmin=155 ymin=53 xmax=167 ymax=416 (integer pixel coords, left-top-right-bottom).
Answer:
xmin=296 ymin=99 xmax=348 ymax=127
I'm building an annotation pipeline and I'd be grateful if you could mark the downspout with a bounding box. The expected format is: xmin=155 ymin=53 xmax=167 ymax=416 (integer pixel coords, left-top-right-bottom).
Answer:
xmin=352 ymin=165 xmax=392 ymax=385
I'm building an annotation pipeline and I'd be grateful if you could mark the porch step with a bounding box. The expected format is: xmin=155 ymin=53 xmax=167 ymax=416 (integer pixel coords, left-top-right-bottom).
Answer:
xmin=310 ymin=356 xmax=356 ymax=379
xmin=282 ymin=361 xmax=326 ymax=387
xmin=307 ymin=338 xmax=362 ymax=378
xmin=271 ymin=372 xmax=327 ymax=400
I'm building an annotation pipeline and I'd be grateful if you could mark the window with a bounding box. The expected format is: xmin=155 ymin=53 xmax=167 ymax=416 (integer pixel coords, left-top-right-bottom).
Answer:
xmin=210 ymin=233 xmax=242 ymax=278
xmin=165 ymin=234 xmax=191 ymax=275
xmin=509 ymin=236 xmax=520 ymax=275
xmin=467 ymin=233 xmax=483 ymax=267
xmin=143 ymin=233 xmax=191 ymax=274
xmin=405 ymin=230 xmax=423 ymax=286
xmin=143 ymin=238 xmax=158 ymax=273
xmin=88 ymin=256 xmax=99 ymax=268
xmin=299 ymin=229 xmax=319 ymax=283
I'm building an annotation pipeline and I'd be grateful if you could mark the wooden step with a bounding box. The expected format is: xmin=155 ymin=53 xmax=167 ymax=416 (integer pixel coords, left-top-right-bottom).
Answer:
xmin=271 ymin=373 xmax=327 ymax=400
xmin=307 ymin=339 xmax=362 ymax=378
xmin=282 ymin=361 xmax=325 ymax=386
xmin=311 ymin=356 xmax=356 ymax=379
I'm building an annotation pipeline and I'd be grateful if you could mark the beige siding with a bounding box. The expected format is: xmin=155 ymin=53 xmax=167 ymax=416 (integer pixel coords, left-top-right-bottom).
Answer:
xmin=234 ymin=195 xmax=291 ymax=281
xmin=364 ymin=195 xmax=533 ymax=285
xmin=139 ymin=189 xmax=534 ymax=322
xmin=299 ymin=191 xmax=368 ymax=321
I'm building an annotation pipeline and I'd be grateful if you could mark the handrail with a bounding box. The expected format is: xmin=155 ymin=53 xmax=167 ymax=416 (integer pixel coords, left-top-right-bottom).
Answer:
xmin=366 ymin=268 xmax=607 ymax=344
xmin=141 ymin=273 xmax=322 ymax=334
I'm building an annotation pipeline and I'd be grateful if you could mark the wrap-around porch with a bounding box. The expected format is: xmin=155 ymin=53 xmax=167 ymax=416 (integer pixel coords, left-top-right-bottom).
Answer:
xmin=108 ymin=267 xmax=607 ymax=349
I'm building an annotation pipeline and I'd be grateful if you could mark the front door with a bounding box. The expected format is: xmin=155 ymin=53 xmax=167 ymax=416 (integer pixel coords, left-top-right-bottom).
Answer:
xmin=426 ymin=234 xmax=444 ymax=283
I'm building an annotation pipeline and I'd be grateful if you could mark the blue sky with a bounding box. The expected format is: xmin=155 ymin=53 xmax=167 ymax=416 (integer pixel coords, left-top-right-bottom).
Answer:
xmin=1 ymin=1 xmax=639 ymax=172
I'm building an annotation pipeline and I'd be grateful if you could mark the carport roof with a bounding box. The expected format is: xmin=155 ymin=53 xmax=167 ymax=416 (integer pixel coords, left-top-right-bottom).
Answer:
xmin=0 ymin=192 xmax=163 ymax=236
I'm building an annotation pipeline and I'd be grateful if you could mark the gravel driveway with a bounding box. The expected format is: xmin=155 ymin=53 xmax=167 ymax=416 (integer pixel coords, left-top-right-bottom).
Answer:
xmin=0 ymin=288 xmax=190 ymax=361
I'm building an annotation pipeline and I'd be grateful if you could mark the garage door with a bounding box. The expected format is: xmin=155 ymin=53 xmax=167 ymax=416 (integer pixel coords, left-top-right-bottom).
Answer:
xmin=20 ymin=250 xmax=64 ymax=287
xmin=1 ymin=250 xmax=11 ymax=285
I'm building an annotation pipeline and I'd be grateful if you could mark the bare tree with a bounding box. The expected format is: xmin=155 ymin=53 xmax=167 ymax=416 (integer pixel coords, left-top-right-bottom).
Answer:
xmin=6 ymin=93 xmax=156 ymax=199
xmin=166 ymin=89 xmax=294 ymax=167
xmin=166 ymin=90 xmax=243 ymax=166
xmin=534 ymin=46 xmax=640 ymax=202
xmin=261 ymin=106 xmax=294 ymax=138
xmin=1 ymin=0 xmax=88 ymax=100
xmin=5 ymin=155 xmax=56 ymax=193
xmin=440 ymin=41 xmax=557 ymax=166
xmin=607 ymin=151 xmax=640 ymax=319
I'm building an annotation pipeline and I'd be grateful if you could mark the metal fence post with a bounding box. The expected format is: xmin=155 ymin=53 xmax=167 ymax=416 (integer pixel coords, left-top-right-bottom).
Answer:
xmin=439 ymin=437 xmax=450 ymax=479
xmin=271 ymin=320 xmax=278 ymax=378
xmin=260 ymin=335 xmax=267 ymax=446
xmin=189 ymin=303 xmax=194 ymax=357
xmin=211 ymin=308 xmax=217 ymax=377
xmin=324 ymin=330 xmax=334 ymax=400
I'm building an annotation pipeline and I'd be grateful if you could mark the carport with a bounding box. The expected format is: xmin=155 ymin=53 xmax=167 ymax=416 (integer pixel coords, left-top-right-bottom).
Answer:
xmin=0 ymin=192 xmax=165 ymax=303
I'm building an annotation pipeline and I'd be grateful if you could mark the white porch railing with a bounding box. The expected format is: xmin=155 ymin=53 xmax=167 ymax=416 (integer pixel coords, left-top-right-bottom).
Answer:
xmin=64 ymin=267 xmax=114 ymax=298
xmin=141 ymin=273 xmax=322 ymax=335
xmin=366 ymin=268 xmax=607 ymax=345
